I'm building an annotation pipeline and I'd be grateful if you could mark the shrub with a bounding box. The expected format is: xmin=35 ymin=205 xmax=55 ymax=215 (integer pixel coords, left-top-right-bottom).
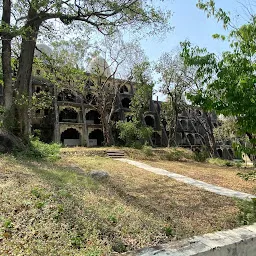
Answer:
xmin=194 ymin=148 xmax=209 ymax=162
xmin=16 ymin=137 xmax=61 ymax=161
xmin=236 ymin=198 xmax=256 ymax=225
xmin=116 ymin=121 xmax=153 ymax=148
xmin=142 ymin=145 xmax=153 ymax=156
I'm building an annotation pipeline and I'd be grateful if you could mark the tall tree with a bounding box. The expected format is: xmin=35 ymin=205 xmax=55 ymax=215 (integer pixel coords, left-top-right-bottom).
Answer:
xmin=0 ymin=0 xmax=171 ymax=142
xmin=180 ymin=1 xmax=256 ymax=155
xmin=155 ymin=51 xmax=191 ymax=147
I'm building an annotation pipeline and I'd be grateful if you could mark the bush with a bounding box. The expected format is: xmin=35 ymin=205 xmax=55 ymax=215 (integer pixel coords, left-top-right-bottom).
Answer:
xmin=236 ymin=198 xmax=256 ymax=225
xmin=194 ymin=148 xmax=209 ymax=162
xmin=142 ymin=145 xmax=153 ymax=156
xmin=116 ymin=121 xmax=153 ymax=148
xmin=16 ymin=137 xmax=61 ymax=161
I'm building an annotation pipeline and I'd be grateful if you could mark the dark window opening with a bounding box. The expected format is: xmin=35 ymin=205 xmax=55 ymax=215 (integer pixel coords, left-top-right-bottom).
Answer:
xmin=59 ymin=108 xmax=78 ymax=123
xmin=89 ymin=129 xmax=104 ymax=146
xmin=217 ymin=149 xmax=223 ymax=158
xmin=44 ymin=109 xmax=49 ymax=115
xmin=145 ymin=116 xmax=155 ymax=128
xmin=121 ymin=98 xmax=131 ymax=108
xmin=36 ymin=86 xmax=41 ymax=93
xmin=86 ymin=110 xmax=101 ymax=124
xmin=61 ymin=128 xmax=81 ymax=146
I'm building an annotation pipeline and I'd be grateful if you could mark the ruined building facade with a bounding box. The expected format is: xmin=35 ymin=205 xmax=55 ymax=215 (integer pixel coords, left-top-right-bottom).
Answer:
xmin=0 ymin=45 xmax=233 ymax=159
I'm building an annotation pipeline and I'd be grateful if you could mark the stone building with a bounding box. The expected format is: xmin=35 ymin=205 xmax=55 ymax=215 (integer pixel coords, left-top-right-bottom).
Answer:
xmin=0 ymin=44 xmax=233 ymax=159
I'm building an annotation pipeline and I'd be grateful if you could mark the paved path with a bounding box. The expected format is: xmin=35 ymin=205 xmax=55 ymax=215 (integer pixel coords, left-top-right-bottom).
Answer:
xmin=117 ymin=159 xmax=255 ymax=200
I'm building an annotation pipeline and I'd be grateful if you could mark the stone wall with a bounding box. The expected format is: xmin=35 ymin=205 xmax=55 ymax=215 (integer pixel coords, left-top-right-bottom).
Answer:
xmin=125 ymin=223 xmax=256 ymax=256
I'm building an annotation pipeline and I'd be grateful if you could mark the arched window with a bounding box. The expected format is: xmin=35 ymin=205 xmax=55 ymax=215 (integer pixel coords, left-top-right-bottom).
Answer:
xmin=86 ymin=110 xmax=101 ymax=124
xmin=121 ymin=98 xmax=131 ymax=108
xmin=89 ymin=129 xmax=104 ymax=146
xmin=61 ymin=128 xmax=81 ymax=146
xmin=145 ymin=116 xmax=155 ymax=128
xmin=59 ymin=108 xmax=78 ymax=123
xmin=217 ymin=149 xmax=223 ymax=158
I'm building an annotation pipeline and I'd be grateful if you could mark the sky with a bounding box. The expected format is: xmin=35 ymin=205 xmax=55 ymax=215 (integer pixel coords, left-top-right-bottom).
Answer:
xmin=139 ymin=0 xmax=250 ymax=100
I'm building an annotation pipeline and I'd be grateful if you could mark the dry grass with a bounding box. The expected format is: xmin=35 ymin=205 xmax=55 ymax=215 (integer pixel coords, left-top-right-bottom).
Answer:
xmin=0 ymin=153 xmax=242 ymax=255
xmin=143 ymin=159 xmax=256 ymax=195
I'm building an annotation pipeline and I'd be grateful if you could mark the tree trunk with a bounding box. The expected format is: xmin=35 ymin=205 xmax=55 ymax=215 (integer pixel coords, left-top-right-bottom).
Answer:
xmin=14 ymin=5 xmax=41 ymax=142
xmin=1 ymin=0 xmax=14 ymax=128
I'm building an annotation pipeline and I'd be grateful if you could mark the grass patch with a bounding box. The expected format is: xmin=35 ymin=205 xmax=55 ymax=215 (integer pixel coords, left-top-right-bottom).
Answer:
xmin=0 ymin=153 xmax=244 ymax=255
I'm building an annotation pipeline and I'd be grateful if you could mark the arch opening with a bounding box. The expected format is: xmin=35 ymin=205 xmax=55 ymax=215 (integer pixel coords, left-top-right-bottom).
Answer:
xmin=217 ymin=149 xmax=223 ymax=158
xmin=61 ymin=128 xmax=81 ymax=146
xmin=121 ymin=98 xmax=131 ymax=108
xmin=145 ymin=116 xmax=155 ymax=128
xmin=59 ymin=108 xmax=78 ymax=123
xmin=120 ymin=85 xmax=128 ymax=94
xmin=86 ymin=110 xmax=101 ymax=124
xmin=88 ymin=129 xmax=104 ymax=146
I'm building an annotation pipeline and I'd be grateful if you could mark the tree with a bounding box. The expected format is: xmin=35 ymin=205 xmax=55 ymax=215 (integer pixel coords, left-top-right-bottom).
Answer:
xmin=83 ymin=36 xmax=146 ymax=146
xmin=0 ymin=0 xmax=172 ymax=142
xmin=180 ymin=1 xmax=256 ymax=155
xmin=155 ymin=51 xmax=191 ymax=147
xmin=126 ymin=61 xmax=154 ymax=146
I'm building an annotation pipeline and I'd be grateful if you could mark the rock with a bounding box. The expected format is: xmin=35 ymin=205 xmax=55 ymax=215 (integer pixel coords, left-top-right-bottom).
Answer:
xmin=88 ymin=170 xmax=109 ymax=180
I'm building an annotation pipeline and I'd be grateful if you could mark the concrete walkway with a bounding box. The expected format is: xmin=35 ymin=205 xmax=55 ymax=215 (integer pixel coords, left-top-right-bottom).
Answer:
xmin=117 ymin=159 xmax=255 ymax=200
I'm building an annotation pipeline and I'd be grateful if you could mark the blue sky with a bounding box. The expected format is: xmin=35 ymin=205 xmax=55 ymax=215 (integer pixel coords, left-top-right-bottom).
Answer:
xmin=142 ymin=0 xmax=247 ymax=100
xmin=142 ymin=0 xmax=246 ymax=61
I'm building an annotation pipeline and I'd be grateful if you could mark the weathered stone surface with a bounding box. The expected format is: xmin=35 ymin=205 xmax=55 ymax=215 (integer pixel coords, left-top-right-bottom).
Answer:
xmin=88 ymin=170 xmax=109 ymax=180
xmin=124 ymin=223 xmax=256 ymax=256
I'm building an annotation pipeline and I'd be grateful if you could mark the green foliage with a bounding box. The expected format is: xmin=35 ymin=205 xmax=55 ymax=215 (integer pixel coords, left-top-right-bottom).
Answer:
xmin=237 ymin=171 xmax=256 ymax=181
xmin=130 ymin=62 xmax=154 ymax=123
xmin=180 ymin=14 xmax=256 ymax=155
xmin=16 ymin=137 xmax=61 ymax=161
xmin=3 ymin=219 xmax=13 ymax=229
xmin=116 ymin=121 xmax=153 ymax=148
xmin=164 ymin=225 xmax=174 ymax=237
xmin=194 ymin=148 xmax=209 ymax=162
xmin=236 ymin=199 xmax=256 ymax=225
